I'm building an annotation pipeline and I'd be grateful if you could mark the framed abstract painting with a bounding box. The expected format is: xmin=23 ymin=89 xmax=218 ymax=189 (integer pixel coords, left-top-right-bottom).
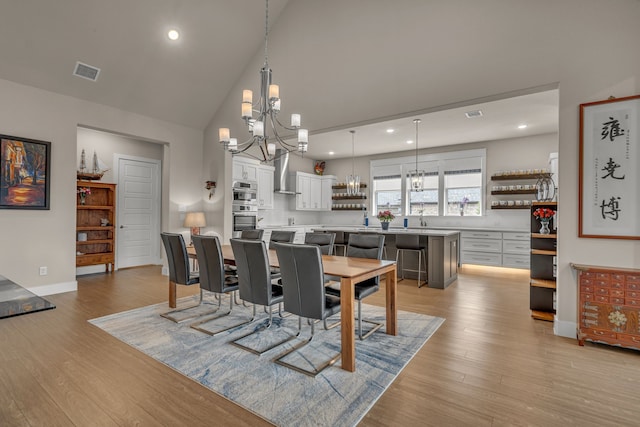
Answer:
xmin=0 ymin=134 xmax=51 ymax=210
xmin=579 ymin=95 xmax=640 ymax=239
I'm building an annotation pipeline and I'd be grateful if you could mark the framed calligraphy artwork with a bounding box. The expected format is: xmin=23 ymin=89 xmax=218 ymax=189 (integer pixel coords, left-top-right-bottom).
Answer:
xmin=0 ymin=134 xmax=51 ymax=210
xmin=579 ymin=95 xmax=640 ymax=239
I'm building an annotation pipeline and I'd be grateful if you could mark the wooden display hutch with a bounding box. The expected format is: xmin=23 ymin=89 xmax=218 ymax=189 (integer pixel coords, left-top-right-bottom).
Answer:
xmin=530 ymin=201 xmax=557 ymax=321
xmin=572 ymin=263 xmax=640 ymax=351
xmin=76 ymin=181 xmax=116 ymax=272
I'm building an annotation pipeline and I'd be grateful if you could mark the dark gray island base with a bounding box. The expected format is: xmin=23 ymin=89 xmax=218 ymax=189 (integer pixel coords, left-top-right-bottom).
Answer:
xmin=314 ymin=227 xmax=460 ymax=289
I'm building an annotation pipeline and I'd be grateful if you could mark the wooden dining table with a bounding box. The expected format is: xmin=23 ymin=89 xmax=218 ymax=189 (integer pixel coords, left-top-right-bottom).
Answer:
xmin=185 ymin=244 xmax=397 ymax=372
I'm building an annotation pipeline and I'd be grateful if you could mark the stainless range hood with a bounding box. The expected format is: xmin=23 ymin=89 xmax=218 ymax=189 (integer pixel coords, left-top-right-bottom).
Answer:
xmin=273 ymin=149 xmax=298 ymax=195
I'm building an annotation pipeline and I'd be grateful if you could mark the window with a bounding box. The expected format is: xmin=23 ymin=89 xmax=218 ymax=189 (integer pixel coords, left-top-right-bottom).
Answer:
xmin=371 ymin=149 xmax=486 ymax=217
xmin=443 ymin=157 xmax=483 ymax=216
xmin=373 ymin=175 xmax=402 ymax=217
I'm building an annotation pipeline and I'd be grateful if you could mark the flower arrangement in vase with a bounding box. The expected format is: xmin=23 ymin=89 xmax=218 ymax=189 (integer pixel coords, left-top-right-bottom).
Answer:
xmin=533 ymin=207 xmax=555 ymax=234
xmin=77 ymin=187 xmax=91 ymax=205
xmin=377 ymin=210 xmax=395 ymax=230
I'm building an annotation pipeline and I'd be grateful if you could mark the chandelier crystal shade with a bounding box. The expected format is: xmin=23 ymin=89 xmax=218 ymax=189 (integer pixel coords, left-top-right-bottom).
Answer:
xmin=218 ymin=0 xmax=308 ymax=162
xmin=346 ymin=130 xmax=360 ymax=196
xmin=409 ymin=118 xmax=425 ymax=192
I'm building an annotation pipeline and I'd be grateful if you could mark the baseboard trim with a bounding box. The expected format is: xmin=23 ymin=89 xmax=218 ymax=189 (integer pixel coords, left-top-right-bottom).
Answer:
xmin=30 ymin=280 xmax=78 ymax=296
xmin=554 ymin=317 xmax=576 ymax=339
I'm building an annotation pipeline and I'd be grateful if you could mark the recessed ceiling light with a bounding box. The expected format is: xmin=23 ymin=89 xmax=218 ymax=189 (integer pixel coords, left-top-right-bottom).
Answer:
xmin=386 ymin=128 xmax=394 ymax=134
xmin=518 ymin=124 xmax=528 ymax=129
xmin=465 ymin=110 xmax=483 ymax=118
xmin=406 ymin=140 xmax=413 ymax=144
xmin=328 ymin=151 xmax=335 ymax=155
xmin=167 ymin=29 xmax=180 ymax=41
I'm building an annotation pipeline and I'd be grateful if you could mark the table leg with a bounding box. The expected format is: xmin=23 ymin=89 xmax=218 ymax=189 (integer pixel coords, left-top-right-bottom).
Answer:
xmin=169 ymin=280 xmax=177 ymax=308
xmin=386 ymin=266 xmax=397 ymax=335
xmin=340 ymin=277 xmax=355 ymax=372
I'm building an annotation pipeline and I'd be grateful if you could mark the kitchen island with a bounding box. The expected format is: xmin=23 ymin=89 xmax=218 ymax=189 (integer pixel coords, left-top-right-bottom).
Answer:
xmin=314 ymin=226 xmax=460 ymax=289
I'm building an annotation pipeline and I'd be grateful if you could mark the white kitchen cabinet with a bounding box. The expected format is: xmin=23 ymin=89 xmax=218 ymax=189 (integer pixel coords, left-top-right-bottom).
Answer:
xmin=232 ymin=157 xmax=258 ymax=181
xmin=321 ymin=177 xmax=334 ymax=210
xmin=460 ymin=230 xmax=530 ymax=269
xmin=294 ymin=172 xmax=334 ymax=211
xmin=257 ymin=165 xmax=274 ymax=210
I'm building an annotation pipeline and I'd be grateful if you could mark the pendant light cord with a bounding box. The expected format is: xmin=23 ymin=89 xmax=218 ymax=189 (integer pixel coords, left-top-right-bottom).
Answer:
xmin=264 ymin=0 xmax=269 ymax=66
xmin=350 ymin=130 xmax=356 ymax=176
xmin=414 ymin=118 xmax=421 ymax=171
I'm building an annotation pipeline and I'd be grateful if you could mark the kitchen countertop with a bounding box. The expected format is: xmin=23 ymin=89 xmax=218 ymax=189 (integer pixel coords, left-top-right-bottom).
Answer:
xmin=313 ymin=226 xmax=460 ymax=237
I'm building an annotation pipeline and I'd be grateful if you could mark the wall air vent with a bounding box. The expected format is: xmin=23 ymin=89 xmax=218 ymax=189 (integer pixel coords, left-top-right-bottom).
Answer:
xmin=73 ymin=61 xmax=101 ymax=82
xmin=464 ymin=109 xmax=483 ymax=119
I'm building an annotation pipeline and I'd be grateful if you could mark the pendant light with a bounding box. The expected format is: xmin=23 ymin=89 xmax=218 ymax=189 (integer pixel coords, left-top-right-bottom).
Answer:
xmin=346 ymin=130 xmax=360 ymax=196
xmin=409 ymin=118 xmax=425 ymax=191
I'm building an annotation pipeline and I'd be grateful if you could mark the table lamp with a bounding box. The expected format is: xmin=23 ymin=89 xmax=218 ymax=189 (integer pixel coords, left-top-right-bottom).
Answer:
xmin=183 ymin=211 xmax=206 ymax=244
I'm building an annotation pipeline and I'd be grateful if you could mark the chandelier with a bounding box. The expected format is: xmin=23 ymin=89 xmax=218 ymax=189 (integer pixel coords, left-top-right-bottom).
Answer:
xmin=346 ymin=130 xmax=360 ymax=195
xmin=409 ymin=118 xmax=425 ymax=191
xmin=218 ymin=0 xmax=308 ymax=162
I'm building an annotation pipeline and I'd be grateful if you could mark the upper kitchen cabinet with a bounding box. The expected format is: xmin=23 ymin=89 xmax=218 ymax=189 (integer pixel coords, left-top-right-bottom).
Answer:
xmin=257 ymin=165 xmax=274 ymax=210
xmin=232 ymin=157 xmax=258 ymax=181
xmin=233 ymin=156 xmax=274 ymax=210
xmin=293 ymin=171 xmax=334 ymax=211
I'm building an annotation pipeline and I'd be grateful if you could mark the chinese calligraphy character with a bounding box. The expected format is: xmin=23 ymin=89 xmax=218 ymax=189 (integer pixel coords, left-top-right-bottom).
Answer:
xmin=601 ymin=157 xmax=625 ymax=180
xmin=600 ymin=196 xmax=621 ymax=220
xmin=601 ymin=117 xmax=625 ymax=142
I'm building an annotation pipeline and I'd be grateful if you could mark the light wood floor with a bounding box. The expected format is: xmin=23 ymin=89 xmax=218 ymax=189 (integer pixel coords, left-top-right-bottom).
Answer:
xmin=2 ymin=265 xmax=639 ymax=426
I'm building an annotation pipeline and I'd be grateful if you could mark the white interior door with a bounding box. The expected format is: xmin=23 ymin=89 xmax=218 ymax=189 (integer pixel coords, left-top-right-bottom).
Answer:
xmin=115 ymin=155 xmax=161 ymax=269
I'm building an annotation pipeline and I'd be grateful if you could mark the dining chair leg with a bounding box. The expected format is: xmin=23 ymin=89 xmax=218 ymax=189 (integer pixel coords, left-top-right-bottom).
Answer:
xmin=357 ymin=299 xmax=383 ymax=340
xmin=231 ymin=305 xmax=298 ymax=355
xmin=160 ymin=288 xmax=220 ymax=323
xmin=190 ymin=296 xmax=254 ymax=336
xmin=273 ymin=317 xmax=341 ymax=377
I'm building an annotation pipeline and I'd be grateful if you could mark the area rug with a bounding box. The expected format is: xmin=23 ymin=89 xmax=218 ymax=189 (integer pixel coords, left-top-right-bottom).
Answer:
xmin=0 ymin=275 xmax=55 ymax=319
xmin=89 ymin=295 xmax=444 ymax=427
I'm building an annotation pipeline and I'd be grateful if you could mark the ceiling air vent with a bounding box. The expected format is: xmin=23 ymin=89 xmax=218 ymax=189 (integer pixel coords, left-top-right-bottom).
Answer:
xmin=464 ymin=109 xmax=483 ymax=119
xmin=73 ymin=61 xmax=101 ymax=82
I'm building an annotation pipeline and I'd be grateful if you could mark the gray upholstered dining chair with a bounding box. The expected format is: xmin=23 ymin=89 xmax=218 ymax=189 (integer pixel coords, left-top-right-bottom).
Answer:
xmin=241 ymin=229 xmax=264 ymax=240
xmin=273 ymin=242 xmax=341 ymax=376
xmin=304 ymin=232 xmax=336 ymax=255
xmin=269 ymin=230 xmax=296 ymax=248
xmin=268 ymin=230 xmax=296 ymax=277
xmin=159 ymin=232 xmax=203 ymax=322
xmin=186 ymin=235 xmax=242 ymax=333
xmin=228 ymin=238 xmax=297 ymax=354
xmin=325 ymin=233 xmax=385 ymax=340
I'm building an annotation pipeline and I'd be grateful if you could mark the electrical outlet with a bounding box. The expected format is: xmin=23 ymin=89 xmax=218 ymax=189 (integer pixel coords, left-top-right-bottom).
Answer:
xmin=39 ymin=266 xmax=47 ymax=276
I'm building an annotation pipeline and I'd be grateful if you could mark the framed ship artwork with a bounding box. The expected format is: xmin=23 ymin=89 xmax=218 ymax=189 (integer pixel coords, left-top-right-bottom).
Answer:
xmin=579 ymin=94 xmax=640 ymax=239
xmin=0 ymin=134 xmax=51 ymax=210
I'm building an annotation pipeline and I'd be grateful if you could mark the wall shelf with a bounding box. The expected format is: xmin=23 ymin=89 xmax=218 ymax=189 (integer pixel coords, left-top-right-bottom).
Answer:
xmin=529 ymin=200 xmax=557 ymax=321
xmin=491 ymin=172 xmax=551 ymax=181
xmin=332 ymin=183 xmax=367 ymax=189
xmin=491 ymin=190 xmax=537 ymax=195
xmin=491 ymin=205 xmax=530 ymax=210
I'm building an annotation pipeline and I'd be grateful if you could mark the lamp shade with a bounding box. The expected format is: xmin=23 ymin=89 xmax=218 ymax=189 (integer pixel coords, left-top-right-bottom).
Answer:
xmin=183 ymin=212 xmax=206 ymax=228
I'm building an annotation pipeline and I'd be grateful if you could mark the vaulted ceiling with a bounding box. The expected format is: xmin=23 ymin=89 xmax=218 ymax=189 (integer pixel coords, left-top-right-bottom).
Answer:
xmin=0 ymin=0 xmax=560 ymax=159
xmin=0 ymin=0 xmax=289 ymax=129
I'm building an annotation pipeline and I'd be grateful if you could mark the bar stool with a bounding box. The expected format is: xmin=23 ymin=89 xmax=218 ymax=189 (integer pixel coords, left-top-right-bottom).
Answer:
xmin=395 ymin=234 xmax=427 ymax=287
xmin=332 ymin=231 xmax=347 ymax=256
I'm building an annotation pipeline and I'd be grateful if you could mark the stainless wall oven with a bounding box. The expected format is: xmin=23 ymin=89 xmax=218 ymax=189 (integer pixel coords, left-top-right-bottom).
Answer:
xmin=232 ymin=180 xmax=258 ymax=238
xmin=232 ymin=180 xmax=258 ymax=205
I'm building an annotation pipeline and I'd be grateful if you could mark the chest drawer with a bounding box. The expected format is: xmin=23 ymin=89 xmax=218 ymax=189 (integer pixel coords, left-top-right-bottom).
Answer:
xmin=626 ymin=290 xmax=640 ymax=299
xmin=580 ymin=277 xmax=610 ymax=287
xmin=581 ymin=328 xmax=617 ymax=341
xmin=626 ymin=274 xmax=640 ymax=284
xmin=580 ymin=284 xmax=595 ymax=294
xmin=460 ymin=251 xmax=502 ymax=266
xmin=626 ymin=282 xmax=640 ymax=291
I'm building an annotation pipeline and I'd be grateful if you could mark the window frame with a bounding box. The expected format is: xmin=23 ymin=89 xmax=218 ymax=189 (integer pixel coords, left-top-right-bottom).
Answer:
xmin=370 ymin=148 xmax=486 ymax=217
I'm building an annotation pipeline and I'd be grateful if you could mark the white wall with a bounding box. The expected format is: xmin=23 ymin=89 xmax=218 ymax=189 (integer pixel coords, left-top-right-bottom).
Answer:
xmin=319 ymin=133 xmax=558 ymax=229
xmin=207 ymin=0 xmax=640 ymax=337
xmin=0 ymin=78 xmax=203 ymax=295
